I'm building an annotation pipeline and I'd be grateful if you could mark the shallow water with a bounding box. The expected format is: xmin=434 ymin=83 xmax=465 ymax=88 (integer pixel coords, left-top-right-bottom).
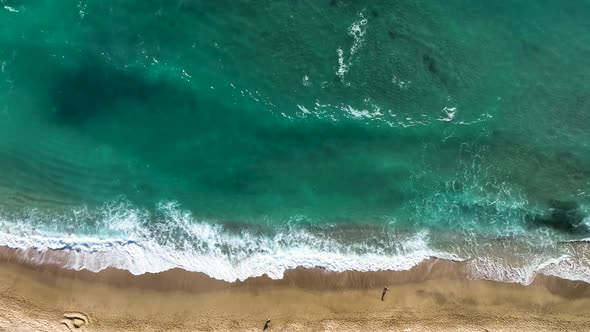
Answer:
xmin=1 ymin=0 xmax=590 ymax=282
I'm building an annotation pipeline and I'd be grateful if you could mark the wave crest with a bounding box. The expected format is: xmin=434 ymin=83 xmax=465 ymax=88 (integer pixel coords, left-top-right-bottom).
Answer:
xmin=1 ymin=201 xmax=589 ymax=284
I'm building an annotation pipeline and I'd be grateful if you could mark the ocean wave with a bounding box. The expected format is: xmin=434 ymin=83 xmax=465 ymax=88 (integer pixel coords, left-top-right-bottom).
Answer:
xmin=0 ymin=202 xmax=458 ymax=281
xmin=0 ymin=201 xmax=589 ymax=284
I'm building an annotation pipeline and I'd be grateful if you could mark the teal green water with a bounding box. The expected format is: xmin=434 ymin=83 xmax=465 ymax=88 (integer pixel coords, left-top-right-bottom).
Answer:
xmin=1 ymin=1 xmax=590 ymax=282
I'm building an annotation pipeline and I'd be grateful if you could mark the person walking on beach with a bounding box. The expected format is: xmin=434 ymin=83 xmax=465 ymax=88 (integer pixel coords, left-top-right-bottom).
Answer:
xmin=263 ymin=318 xmax=271 ymax=331
xmin=381 ymin=286 xmax=389 ymax=301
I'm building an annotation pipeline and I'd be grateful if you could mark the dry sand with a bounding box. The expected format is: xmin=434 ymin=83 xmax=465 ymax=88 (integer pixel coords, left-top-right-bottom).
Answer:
xmin=1 ymin=247 xmax=589 ymax=331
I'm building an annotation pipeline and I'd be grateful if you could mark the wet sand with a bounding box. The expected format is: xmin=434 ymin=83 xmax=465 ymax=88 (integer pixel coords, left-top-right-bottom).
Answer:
xmin=1 ymin=247 xmax=590 ymax=331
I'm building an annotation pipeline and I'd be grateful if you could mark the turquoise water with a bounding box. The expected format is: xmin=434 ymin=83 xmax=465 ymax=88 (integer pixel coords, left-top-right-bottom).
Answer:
xmin=1 ymin=1 xmax=590 ymax=282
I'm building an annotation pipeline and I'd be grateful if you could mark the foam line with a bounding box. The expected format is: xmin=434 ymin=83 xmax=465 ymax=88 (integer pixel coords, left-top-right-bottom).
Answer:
xmin=0 ymin=201 xmax=589 ymax=284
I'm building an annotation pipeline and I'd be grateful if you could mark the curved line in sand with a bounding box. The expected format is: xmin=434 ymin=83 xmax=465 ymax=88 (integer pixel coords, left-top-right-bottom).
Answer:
xmin=61 ymin=312 xmax=90 ymax=330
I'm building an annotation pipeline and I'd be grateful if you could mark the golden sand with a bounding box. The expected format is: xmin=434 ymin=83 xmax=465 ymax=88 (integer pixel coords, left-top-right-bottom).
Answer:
xmin=0 ymin=247 xmax=589 ymax=331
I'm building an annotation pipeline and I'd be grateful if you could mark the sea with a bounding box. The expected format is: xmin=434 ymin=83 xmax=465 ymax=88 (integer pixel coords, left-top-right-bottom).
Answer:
xmin=1 ymin=0 xmax=589 ymax=284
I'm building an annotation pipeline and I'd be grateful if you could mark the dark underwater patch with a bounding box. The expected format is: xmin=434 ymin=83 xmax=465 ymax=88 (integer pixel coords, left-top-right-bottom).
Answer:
xmin=49 ymin=57 xmax=191 ymax=126
xmin=527 ymin=199 xmax=588 ymax=234
xmin=422 ymin=53 xmax=448 ymax=87
xmin=387 ymin=29 xmax=397 ymax=40
xmin=423 ymin=54 xmax=439 ymax=76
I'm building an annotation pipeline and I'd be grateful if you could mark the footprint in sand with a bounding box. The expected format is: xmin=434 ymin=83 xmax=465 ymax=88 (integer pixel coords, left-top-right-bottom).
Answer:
xmin=60 ymin=312 xmax=90 ymax=331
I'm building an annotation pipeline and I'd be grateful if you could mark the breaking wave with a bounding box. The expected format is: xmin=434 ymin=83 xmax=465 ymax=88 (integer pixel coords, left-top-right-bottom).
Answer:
xmin=1 ymin=201 xmax=589 ymax=284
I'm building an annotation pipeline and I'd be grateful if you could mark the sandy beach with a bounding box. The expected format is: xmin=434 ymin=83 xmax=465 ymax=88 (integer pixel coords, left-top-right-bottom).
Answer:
xmin=0 ymin=247 xmax=589 ymax=331
xmin=3 ymin=1 xmax=590 ymax=331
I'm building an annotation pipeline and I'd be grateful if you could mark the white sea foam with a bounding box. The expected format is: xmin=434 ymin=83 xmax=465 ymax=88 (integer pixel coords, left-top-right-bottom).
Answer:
xmin=77 ymin=1 xmax=87 ymax=19
xmin=467 ymin=254 xmax=590 ymax=285
xmin=0 ymin=227 xmax=447 ymax=281
xmin=302 ymin=74 xmax=311 ymax=87
xmin=336 ymin=48 xmax=349 ymax=79
xmin=340 ymin=105 xmax=374 ymax=119
xmin=3 ymin=5 xmax=20 ymax=13
xmin=297 ymin=104 xmax=311 ymax=115
xmin=0 ymin=202 xmax=589 ymax=284
xmin=437 ymin=107 xmax=457 ymax=122
xmin=0 ymin=203 xmax=458 ymax=281
xmin=539 ymin=254 xmax=590 ymax=282
xmin=349 ymin=12 xmax=368 ymax=56
xmin=392 ymin=75 xmax=411 ymax=89
xmin=336 ymin=11 xmax=368 ymax=81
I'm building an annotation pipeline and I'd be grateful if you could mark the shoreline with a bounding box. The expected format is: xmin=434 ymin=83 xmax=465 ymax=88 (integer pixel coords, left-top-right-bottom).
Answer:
xmin=3 ymin=226 xmax=589 ymax=286
xmin=1 ymin=247 xmax=590 ymax=331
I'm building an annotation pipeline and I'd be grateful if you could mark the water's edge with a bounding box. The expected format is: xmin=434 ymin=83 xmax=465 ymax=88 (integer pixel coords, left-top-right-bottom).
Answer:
xmin=1 ymin=244 xmax=589 ymax=310
xmin=1 ymin=228 xmax=588 ymax=286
